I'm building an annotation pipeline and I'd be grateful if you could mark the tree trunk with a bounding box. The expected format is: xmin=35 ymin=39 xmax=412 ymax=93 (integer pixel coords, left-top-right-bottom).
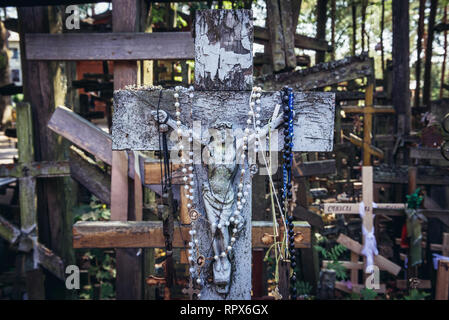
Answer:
xmin=380 ymin=0 xmax=385 ymax=78
xmin=441 ymin=6 xmax=448 ymax=99
xmin=316 ymin=0 xmax=327 ymax=63
xmin=331 ymin=0 xmax=336 ymax=61
xmin=361 ymin=0 xmax=367 ymax=53
xmin=415 ymin=0 xmax=425 ymax=107
xmin=392 ymin=0 xmax=411 ymax=152
xmin=0 ymin=21 xmax=10 ymax=127
xmin=351 ymin=2 xmax=357 ymax=56
xmin=423 ymin=0 xmax=438 ymax=108
xmin=18 ymin=5 xmax=76 ymax=299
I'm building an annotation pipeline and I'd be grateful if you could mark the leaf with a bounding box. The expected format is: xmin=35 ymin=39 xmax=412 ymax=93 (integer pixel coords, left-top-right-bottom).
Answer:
xmin=100 ymin=282 xmax=114 ymax=299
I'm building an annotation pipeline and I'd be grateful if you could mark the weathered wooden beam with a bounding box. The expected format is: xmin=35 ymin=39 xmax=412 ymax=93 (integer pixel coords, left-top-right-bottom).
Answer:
xmin=48 ymin=106 xmax=112 ymax=165
xmin=69 ymin=148 xmax=111 ymax=205
xmin=144 ymin=162 xmax=182 ymax=185
xmin=195 ymin=10 xmax=253 ymax=91
xmin=293 ymin=159 xmax=336 ymax=177
xmin=335 ymin=281 xmax=386 ymax=294
xmin=374 ymin=165 xmax=449 ymax=185
xmin=396 ymin=279 xmax=431 ymax=290
xmin=347 ymin=133 xmax=384 ymax=159
xmin=255 ymin=54 xmax=373 ymax=91
xmin=336 ymin=233 xmax=401 ymax=276
xmin=0 ymin=161 xmax=70 ymax=178
xmin=323 ymin=260 xmax=364 ymax=270
xmin=72 ymin=220 xmax=311 ymax=249
xmin=254 ymin=54 xmax=310 ymax=67
xmin=410 ymin=147 xmax=447 ymax=161
xmin=253 ymin=26 xmax=332 ymax=52
xmin=36 ymin=243 xmax=65 ymax=281
xmin=25 ymin=33 xmax=194 ymax=61
xmin=436 ymin=260 xmax=449 ymax=300
xmin=0 ymin=214 xmax=21 ymax=245
xmin=342 ymin=106 xmax=395 ymax=114
xmin=113 ymin=89 xmax=335 ymax=152
xmin=293 ymin=204 xmax=324 ymax=229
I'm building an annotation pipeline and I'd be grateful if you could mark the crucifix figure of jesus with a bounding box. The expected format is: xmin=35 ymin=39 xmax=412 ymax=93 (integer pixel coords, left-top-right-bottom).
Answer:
xmin=112 ymin=9 xmax=335 ymax=300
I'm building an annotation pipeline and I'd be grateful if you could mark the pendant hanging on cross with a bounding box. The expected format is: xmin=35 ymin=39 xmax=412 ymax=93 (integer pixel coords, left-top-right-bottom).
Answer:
xmin=112 ymin=9 xmax=335 ymax=300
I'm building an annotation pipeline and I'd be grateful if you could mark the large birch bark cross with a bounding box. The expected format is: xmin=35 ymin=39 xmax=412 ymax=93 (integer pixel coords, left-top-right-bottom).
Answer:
xmin=112 ymin=9 xmax=335 ymax=300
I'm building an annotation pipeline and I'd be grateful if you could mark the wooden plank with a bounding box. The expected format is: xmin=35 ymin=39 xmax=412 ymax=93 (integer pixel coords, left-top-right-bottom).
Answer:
xmin=396 ymin=279 xmax=431 ymax=290
xmin=323 ymin=203 xmax=405 ymax=214
xmin=0 ymin=214 xmax=21 ymax=244
xmin=410 ymin=147 xmax=446 ymax=161
xmin=363 ymin=81 xmax=374 ymax=165
xmin=336 ymin=234 xmax=401 ymax=276
xmin=112 ymin=0 xmax=141 ymax=301
xmin=72 ymin=220 xmax=311 ymax=249
xmin=266 ymin=0 xmax=286 ymax=72
xmin=194 ymin=10 xmax=252 ymax=91
xmin=36 ymin=243 xmax=65 ymax=281
xmin=348 ymin=133 xmax=384 ymax=159
xmin=253 ymin=26 xmax=331 ymax=52
xmin=144 ymin=162 xmax=182 ymax=185
xmin=69 ymin=148 xmax=111 ymax=205
xmin=48 ymin=106 xmax=112 ymax=165
xmin=0 ymin=161 xmax=70 ymax=178
xmin=6 ymin=0 xmax=111 ymax=6
xmin=25 ymin=33 xmax=194 ymax=61
xmin=112 ymin=89 xmax=335 ymax=152
xmin=293 ymin=159 xmax=336 ymax=177
xmin=443 ymin=233 xmax=449 ymax=257
xmin=342 ymin=106 xmax=395 ymax=114
xmin=293 ymin=204 xmax=324 ymax=229
xmin=255 ymin=54 xmax=373 ymax=91
xmin=323 ymin=259 xmax=364 ymax=270
xmin=335 ymin=281 xmax=386 ymax=294
xmin=362 ymin=166 xmax=373 ymax=231
xmin=436 ymin=260 xmax=449 ymax=300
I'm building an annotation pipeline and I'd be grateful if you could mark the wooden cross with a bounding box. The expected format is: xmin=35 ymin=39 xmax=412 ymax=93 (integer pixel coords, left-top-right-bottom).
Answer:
xmin=0 ymin=103 xmax=68 ymax=295
xmin=112 ymin=9 xmax=334 ymax=300
xmin=323 ymin=166 xmax=402 ymax=292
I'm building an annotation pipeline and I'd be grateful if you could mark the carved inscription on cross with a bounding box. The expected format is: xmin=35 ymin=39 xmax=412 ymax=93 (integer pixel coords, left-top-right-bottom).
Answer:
xmin=112 ymin=9 xmax=335 ymax=300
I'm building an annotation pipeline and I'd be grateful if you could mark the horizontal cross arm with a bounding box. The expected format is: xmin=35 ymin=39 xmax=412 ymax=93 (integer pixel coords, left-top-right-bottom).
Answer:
xmin=323 ymin=203 xmax=405 ymax=214
xmin=346 ymin=133 xmax=384 ymax=159
xmin=0 ymin=214 xmax=21 ymax=244
xmin=25 ymin=33 xmax=194 ymax=61
xmin=337 ymin=234 xmax=401 ymax=276
xmin=0 ymin=161 xmax=70 ymax=178
xmin=342 ymin=106 xmax=395 ymax=114
xmin=73 ymin=220 xmax=311 ymax=249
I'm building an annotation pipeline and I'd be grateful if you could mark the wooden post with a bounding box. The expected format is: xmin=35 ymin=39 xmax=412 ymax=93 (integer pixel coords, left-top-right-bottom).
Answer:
xmin=436 ymin=260 xmax=449 ymax=300
xmin=18 ymin=6 xmax=76 ymax=299
xmin=112 ymin=0 xmax=143 ymax=300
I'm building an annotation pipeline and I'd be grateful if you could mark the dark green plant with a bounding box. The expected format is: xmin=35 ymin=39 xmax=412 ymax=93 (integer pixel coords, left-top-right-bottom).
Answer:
xmin=296 ymin=280 xmax=313 ymax=297
xmin=403 ymin=289 xmax=430 ymax=300
xmin=314 ymin=239 xmax=348 ymax=281
xmin=73 ymin=197 xmax=115 ymax=300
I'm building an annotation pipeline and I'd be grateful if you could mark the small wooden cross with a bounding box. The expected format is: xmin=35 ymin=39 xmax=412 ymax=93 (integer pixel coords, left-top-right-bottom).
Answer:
xmin=323 ymin=166 xmax=402 ymax=292
xmin=112 ymin=9 xmax=335 ymax=300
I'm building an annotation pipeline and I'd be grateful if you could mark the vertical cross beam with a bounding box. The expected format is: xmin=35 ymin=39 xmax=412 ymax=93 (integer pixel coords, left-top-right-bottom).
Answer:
xmin=111 ymin=0 xmax=143 ymax=300
xmin=193 ymin=9 xmax=253 ymax=300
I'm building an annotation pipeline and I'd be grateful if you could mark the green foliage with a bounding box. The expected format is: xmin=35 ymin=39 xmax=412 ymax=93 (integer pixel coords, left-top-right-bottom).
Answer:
xmin=73 ymin=196 xmax=110 ymax=222
xmin=296 ymin=280 xmax=313 ymax=297
xmin=406 ymin=188 xmax=423 ymax=210
xmin=349 ymin=288 xmax=378 ymax=300
xmin=403 ymin=289 xmax=430 ymax=300
xmin=314 ymin=237 xmax=348 ymax=281
xmin=74 ymin=197 xmax=115 ymax=300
